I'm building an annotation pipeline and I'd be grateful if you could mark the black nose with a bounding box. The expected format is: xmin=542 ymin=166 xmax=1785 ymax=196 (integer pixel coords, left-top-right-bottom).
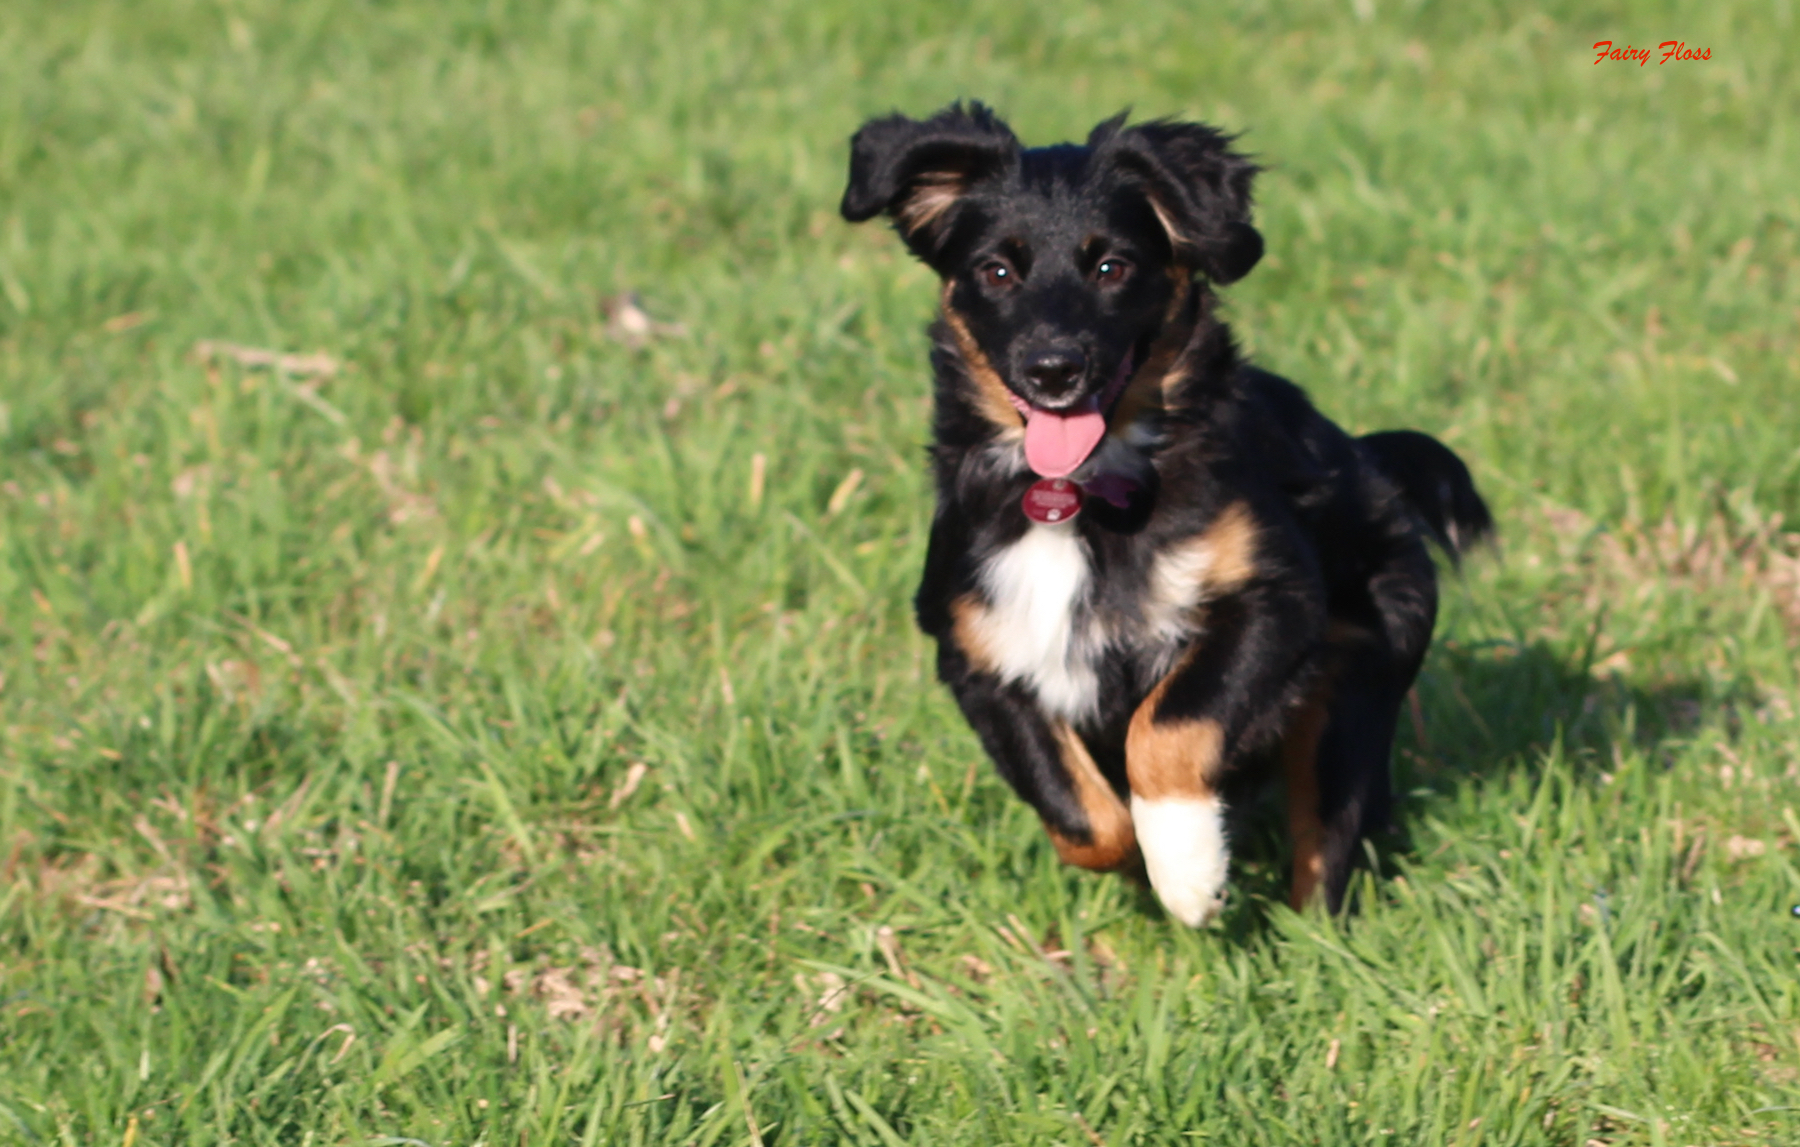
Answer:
xmin=1022 ymin=348 xmax=1087 ymax=397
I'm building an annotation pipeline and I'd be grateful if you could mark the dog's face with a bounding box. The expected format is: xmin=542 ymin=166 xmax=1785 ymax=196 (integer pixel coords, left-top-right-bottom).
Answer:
xmin=842 ymin=104 xmax=1261 ymax=424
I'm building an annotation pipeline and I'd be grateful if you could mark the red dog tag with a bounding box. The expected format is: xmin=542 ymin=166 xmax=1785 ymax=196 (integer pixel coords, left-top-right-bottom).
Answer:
xmin=1022 ymin=478 xmax=1083 ymax=524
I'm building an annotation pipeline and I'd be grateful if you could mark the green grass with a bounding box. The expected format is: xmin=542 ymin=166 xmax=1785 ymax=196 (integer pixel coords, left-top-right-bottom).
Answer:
xmin=2 ymin=0 xmax=1799 ymax=1143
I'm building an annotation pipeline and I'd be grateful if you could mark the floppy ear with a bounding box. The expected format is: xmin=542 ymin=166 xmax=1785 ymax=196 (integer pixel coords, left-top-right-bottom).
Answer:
xmin=841 ymin=102 xmax=1020 ymax=262
xmin=1092 ymin=117 xmax=1263 ymax=284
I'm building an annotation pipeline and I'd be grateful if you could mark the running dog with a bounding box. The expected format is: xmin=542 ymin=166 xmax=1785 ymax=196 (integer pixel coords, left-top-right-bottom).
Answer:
xmin=840 ymin=103 xmax=1490 ymax=922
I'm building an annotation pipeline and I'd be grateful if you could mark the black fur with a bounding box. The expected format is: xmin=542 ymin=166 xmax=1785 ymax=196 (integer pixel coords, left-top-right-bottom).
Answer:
xmin=843 ymin=103 xmax=1491 ymax=917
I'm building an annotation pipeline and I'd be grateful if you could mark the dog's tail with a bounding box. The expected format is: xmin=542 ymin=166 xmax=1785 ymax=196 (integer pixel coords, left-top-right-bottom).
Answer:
xmin=1359 ymin=430 xmax=1493 ymax=562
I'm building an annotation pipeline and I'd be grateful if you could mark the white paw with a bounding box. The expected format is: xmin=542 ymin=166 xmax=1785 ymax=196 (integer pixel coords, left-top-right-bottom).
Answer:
xmin=1131 ymin=794 xmax=1230 ymax=927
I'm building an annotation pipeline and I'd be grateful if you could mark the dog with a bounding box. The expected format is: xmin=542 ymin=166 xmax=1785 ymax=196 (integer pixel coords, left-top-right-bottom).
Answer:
xmin=839 ymin=104 xmax=1491 ymax=923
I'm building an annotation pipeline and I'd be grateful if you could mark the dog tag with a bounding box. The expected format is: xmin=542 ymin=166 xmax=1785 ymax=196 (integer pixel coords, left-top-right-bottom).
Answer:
xmin=1022 ymin=478 xmax=1082 ymax=524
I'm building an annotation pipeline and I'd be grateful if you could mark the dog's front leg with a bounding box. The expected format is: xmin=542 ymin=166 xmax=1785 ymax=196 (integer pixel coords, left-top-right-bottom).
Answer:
xmin=1127 ymin=590 xmax=1320 ymax=926
xmin=934 ymin=646 xmax=1138 ymax=872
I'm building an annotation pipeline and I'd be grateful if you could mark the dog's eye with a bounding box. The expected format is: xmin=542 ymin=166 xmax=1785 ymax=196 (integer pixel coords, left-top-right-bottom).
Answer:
xmin=1095 ymin=258 xmax=1131 ymax=285
xmin=978 ymin=261 xmax=1014 ymax=289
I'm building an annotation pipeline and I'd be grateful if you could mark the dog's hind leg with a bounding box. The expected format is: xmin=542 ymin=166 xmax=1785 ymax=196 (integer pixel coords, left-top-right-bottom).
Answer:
xmin=1305 ymin=663 xmax=1410 ymax=912
xmin=1281 ymin=685 xmax=1333 ymax=910
xmin=1297 ymin=555 xmax=1438 ymax=912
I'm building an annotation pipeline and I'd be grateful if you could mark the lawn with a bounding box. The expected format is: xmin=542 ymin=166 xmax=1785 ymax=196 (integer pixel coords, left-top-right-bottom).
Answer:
xmin=2 ymin=0 xmax=1798 ymax=1143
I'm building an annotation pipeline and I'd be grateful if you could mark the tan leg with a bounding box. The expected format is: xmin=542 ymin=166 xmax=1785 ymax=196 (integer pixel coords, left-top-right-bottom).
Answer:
xmin=1282 ymin=693 xmax=1332 ymax=911
xmin=1043 ymin=722 xmax=1138 ymax=872
xmin=1125 ymin=672 xmax=1231 ymax=927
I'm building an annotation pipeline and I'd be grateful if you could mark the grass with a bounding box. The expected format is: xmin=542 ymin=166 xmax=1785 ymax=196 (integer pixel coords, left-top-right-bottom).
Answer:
xmin=1 ymin=0 xmax=1798 ymax=1142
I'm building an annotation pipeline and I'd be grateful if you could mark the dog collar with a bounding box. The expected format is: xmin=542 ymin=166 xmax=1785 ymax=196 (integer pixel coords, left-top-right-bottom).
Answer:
xmin=1022 ymin=478 xmax=1082 ymax=524
xmin=1021 ymin=470 xmax=1147 ymax=525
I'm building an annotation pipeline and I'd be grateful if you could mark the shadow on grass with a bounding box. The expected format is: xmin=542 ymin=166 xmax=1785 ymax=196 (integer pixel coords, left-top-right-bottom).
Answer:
xmin=1164 ymin=638 xmax=1754 ymax=932
xmin=1407 ymin=636 xmax=1746 ymax=780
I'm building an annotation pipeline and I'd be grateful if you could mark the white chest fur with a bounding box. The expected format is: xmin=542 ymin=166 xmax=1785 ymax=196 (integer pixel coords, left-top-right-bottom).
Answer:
xmin=970 ymin=525 xmax=1101 ymax=723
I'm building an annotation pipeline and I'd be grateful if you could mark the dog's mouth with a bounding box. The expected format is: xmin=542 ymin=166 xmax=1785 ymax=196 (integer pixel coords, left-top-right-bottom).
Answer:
xmin=1006 ymin=351 xmax=1136 ymax=478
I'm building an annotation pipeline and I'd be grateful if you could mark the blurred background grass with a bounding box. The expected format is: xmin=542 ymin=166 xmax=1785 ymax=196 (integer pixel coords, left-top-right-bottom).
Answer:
xmin=2 ymin=1 xmax=1798 ymax=1143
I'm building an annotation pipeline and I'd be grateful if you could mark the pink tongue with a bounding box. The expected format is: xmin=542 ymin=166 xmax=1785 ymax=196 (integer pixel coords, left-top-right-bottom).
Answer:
xmin=1022 ymin=400 xmax=1107 ymax=478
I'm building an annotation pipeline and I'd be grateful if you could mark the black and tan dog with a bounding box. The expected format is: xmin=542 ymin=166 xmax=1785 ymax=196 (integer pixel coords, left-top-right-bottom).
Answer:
xmin=840 ymin=104 xmax=1490 ymax=923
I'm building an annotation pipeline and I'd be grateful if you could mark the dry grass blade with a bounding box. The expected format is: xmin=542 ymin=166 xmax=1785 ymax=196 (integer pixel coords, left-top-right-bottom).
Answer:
xmin=609 ymin=762 xmax=650 ymax=810
xmin=874 ymin=925 xmax=920 ymax=989
xmin=192 ymin=339 xmax=340 ymax=378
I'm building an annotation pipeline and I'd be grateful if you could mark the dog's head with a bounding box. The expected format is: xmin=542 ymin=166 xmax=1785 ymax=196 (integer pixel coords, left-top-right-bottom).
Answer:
xmin=842 ymin=103 xmax=1260 ymax=474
